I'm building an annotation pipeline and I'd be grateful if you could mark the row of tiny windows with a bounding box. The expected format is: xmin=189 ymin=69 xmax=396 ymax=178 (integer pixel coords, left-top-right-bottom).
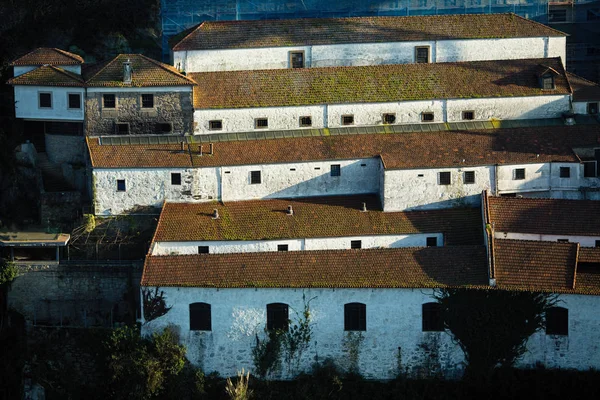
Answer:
xmin=189 ymin=302 xmax=569 ymax=335
xmin=206 ymin=111 xmax=476 ymax=131
xmin=102 ymin=93 xmax=155 ymax=109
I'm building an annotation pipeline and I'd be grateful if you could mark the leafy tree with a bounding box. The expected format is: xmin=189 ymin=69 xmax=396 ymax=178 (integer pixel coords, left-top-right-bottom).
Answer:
xmin=0 ymin=258 xmax=17 ymax=287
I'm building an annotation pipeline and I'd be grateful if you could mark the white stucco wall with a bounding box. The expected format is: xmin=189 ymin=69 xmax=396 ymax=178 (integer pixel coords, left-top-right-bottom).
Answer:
xmin=86 ymin=86 xmax=192 ymax=94
xmin=446 ymin=96 xmax=569 ymax=121
xmin=311 ymin=41 xmax=435 ymax=67
xmin=436 ymin=37 xmax=558 ymax=63
xmin=497 ymin=162 xmax=581 ymax=194
xmin=547 ymin=36 xmax=567 ymax=67
xmin=573 ymin=101 xmax=599 ymax=115
xmin=142 ymin=287 xmax=465 ymax=379
xmin=383 ymin=166 xmax=493 ymax=212
xmin=151 ymin=233 xmax=443 ymax=255
xmin=14 ymin=86 xmax=85 ymax=121
xmin=494 ymin=233 xmax=600 ymax=247
xmin=13 ymin=65 xmax=81 ymax=77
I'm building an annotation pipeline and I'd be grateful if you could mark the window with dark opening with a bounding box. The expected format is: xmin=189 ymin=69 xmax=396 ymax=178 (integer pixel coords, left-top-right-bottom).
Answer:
xmin=588 ymin=102 xmax=599 ymax=115
xmin=39 ymin=92 xmax=52 ymax=108
xmin=426 ymin=237 xmax=438 ymax=247
xmin=351 ymin=240 xmax=362 ymax=249
xmin=171 ymin=173 xmax=181 ymax=185
xmin=514 ymin=168 xmax=526 ymax=180
xmin=344 ymin=303 xmax=366 ymax=331
xmin=250 ymin=170 xmax=261 ymax=184
xmin=438 ymin=171 xmax=451 ymax=185
xmin=546 ymin=307 xmax=568 ymax=335
xmin=209 ymin=120 xmax=222 ymax=130
xmin=141 ymin=94 xmax=154 ymax=108
xmin=267 ymin=303 xmax=289 ymax=331
xmin=277 ymin=244 xmax=288 ymax=252
xmin=596 ymin=240 xmax=600 ymax=248
xmin=421 ymin=112 xmax=434 ymax=122
xmin=198 ymin=246 xmax=209 ymax=254
xmin=117 ymin=179 xmax=126 ymax=192
xmin=415 ymin=46 xmax=430 ymax=63
xmin=290 ymin=51 xmax=305 ymax=68
xmin=464 ymin=171 xmax=475 ymax=184
xmin=116 ymin=123 xmax=130 ymax=134
xmin=383 ymin=113 xmax=396 ymax=124
xmin=541 ymin=74 xmax=555 ymax=90
xmin=342 ymin=115 xmax=354 ymax=125
xmin=189 ymin=302 xmax=211 ymax=331
xmin=584 ymin=161 xmax=597 ymax=178
xmin=255 ymin=118 xmax=268 ymax=129
xmin=299 ymin=116 xmax=312 ymax=127
xmin=462 ymin=111 xmax=474 ymax=120
xmin=68 ymin=93 xmax=81 ymax=109
xmin=103 ymin=94 xmax=116 ymax=108
xmin=422 ymin=302 xmax=443 ymax=332
xmin=157 ymin=123 xmax=172 ymax=133
xmin=330 ymin=164 xmax=341 ymax=177
xmin=559 ymin=167 xmax=570 ymax=178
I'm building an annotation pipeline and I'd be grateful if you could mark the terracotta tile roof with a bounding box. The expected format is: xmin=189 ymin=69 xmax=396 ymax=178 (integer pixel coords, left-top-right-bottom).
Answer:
xmin=153 ymin=195 xmax=482 ymax=245
xmin=494 ymin=239 xmax=577 ymax=291
xmin=141 ymin=246 xmax=488 ymax=288
xmin=576 ymin=248 xmax=600 ymax=294
xmin=488 ymin=197 xmax=600 ymax=236
xmin=173 ymin=13 xmax=565 ymax=51
xmin=578 ymin=247 xmax=600 ymax=263
xmin=87 ymin=125 xmax=600 ymax=170
xmin=567 ymin=72 xmax=600 ymax=102
xmin=84 ymin=54 xmax=196 ymax=87
xmin=7 ymin=65 xmax=85 ymax=87
xmin=10 ymin=48 xmax=84 ymax=66
xmin=190 ymin=58 xmax=570 ymax=109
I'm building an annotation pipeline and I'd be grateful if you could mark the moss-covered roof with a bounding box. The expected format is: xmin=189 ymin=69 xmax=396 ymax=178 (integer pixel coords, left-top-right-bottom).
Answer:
xmin=190 ymin=57 xmax=570 ymax=109
xmin=7 ymin=65 xmax=85 ymax=87
xmin=10 ymin=48 xmax=84 ymax=66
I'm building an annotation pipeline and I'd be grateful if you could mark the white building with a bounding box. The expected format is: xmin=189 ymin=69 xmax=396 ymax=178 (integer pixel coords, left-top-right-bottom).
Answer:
xmin=171 ymin=14 xmax=566 ymax=73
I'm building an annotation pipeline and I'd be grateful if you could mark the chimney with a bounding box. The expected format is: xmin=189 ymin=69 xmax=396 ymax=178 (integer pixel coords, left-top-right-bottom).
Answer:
xmin=286 ymin=205 xmax=294 ymax=216
xmin=209 ymin=143 xmax=214 ymax=155
xmin=361 ymin=202 xmax=367 ymax=212
xmin=212 ymin=209 xmax=219 ymax=219
xmin=123 ymin=59 xmax=132 ymax=84
xmin=198 ymin=145 xmax=203 ymax=156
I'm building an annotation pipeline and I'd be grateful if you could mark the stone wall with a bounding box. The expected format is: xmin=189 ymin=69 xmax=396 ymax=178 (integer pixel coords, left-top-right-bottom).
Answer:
xmin=40 ymin=191 xmax=82 ymax=226
xmin=45 ymin=134 xmax=85 ymax=165
xmin=85 ymin=89 xmax=194 ymax=136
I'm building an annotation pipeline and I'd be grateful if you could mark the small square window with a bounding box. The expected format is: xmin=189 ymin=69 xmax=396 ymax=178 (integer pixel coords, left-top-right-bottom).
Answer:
xmin=514 ymin=168 xmax=526 ymax=180
xmin=421 ymin=112 xmax=434 ymax=122
xmin=383 ymin=113 xmax=396 ymax=124
xmin=141 ymin=94 xmax=154 ymax=108
xmin=342 ymin=115 xmax=354 ymax=125
xmin=156 ymin=123 xmax=172 ymax=133
xmin=171 ymin=173 xmax=181 ymax=185
xmin=462 ymin=111 xmax=474 ymax=120
xmin=559 ymin=167 xmax=570 ymax=178
xmin=117 ymin=179 xmax=126 ymax=192
xmin=116 ymin=123 xmax=130 ymax=135
xmin=277 ymin=244 xmax=288 ymax=252
xmin=583 ymin=161 xmax=597 ymax=178
xmin=415 ymin=46 xmax=430 ymax=63
xmin=438 ymin=171 xmax=451 ymax=185
xmin=198 ymin=246 xmax=209 ymax=254
xmin=290 ymin=51 xmax=305 ymax=68
xmin=209 ymin=120 xmax=222 ymax=130
xmin=330 ymin=164 xmax=341 ymax=177
xmin=351 ymin=240 xmax=362 ymax=249
xmin=426 ymin=237 xmax=438 ymax=247
xmin=68 ymin=93 xmax=81 ymax=109
xmin=299 ymin=116 xmax=312 ymax=127
xmin=541 ymin=75 xmax=555 ymax=90
xmin=39 ymin=92 xmax=52 ymax=108
xmin=250 ymin=170 xmax=261 ymax=184
xmin=464 ymin=171 xmax=475 ymax=184
xmin=103 ymin=94 xmax=116 ymax=108
xmin=255 ymin=118 xmax=268 ymax=129
xmin=588 ymin=102 xmax=599 ymax=115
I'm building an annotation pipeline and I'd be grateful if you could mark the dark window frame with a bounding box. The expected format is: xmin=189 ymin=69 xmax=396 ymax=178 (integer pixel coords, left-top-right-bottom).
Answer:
xmin=383 ymin=113 xmax=396 ymax=124
xmin=546 ymin=307 xmax=568 ymax=336
xmin=116 ymin=179 xmax=126 ymax=192
xmin=514 ymin=168 xmax=526 ymax=180
xmin=267 ymin=303 xmax=289 ymax=331
xmin=198 ymin=246 xmax=209 ymax=254
xmin=254 ymin=118 xmax=268 ymax=129
xmin=350 ymin=240 xmax=362 ymax=249
xmin=299 ymin=116 xmax=312 ymax=127
xmin=422 ymin=302 xmax=444 ymax=332
xmin=342 ymin=115 xmax=354 ymax=126
xmin=115 ymin=122 xmax=130 ymax=135
xmin=588 ymin=102 xmax=599 ymax=115
xmin=559 ymin=167 xmax=571 ymax=178
xmin=277 ymin=244 xmax=288 ymax=252
xmin=541 ymin=74 xmax=555 ymax=90
xmin=209 ymin=120 xmax=223 ymax=131
xmin=171 ymin=172 xmax=182 ymax=185
xmin=290 ymin=51 xmax=305 ymax=69
xmin=189 ymin=302 xmax=212 ymax=331
xmin=344 ymin=302 xmax=366 ymax=331
xmin=583 ymin=161 xmax=597 ymax=178
xmin=426 ymin=237 xmax=438 ymax=247
xmin=438 ymin=171 xmax=451 ymax=185
xmin=250 ymin=170 xmax=262 ymax=184
xmin=156 ymin=122 xmax=173 ymax=133
xmin=141 ymin=93 xmax=155 ymax=108
xmin=68 ymin=93 xmax=81 ymax=109
xmin=103 ymin=94 xmax=116 ymax=108
xmin=415 ymin=46 xmax=430 ymax=63
xmin=39 ymin=92 xmax=52 ymax=109
xmin=421 ymin=112 xmax=434 ymax=122
xmin=330 ymin=164 xmax=341 ymax=177
xmin=462 ymin=110 xmax=475 ymax=120
xmin=464 ymin=171 xmax=475 ymax=184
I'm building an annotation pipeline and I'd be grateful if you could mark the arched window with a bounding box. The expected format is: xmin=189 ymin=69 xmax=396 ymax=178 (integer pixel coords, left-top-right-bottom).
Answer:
xmin=189 ymin=302 xmax=211 ymax=331
xmin=344 ymin=303 xmax=366 ymax=331
xmin=546 ymin=307 xmax=568 ymax=336
xmin=267 ymin=303 xmax=289 ymax=331
xmin=422 ymin=302 xmax=443 ymax=332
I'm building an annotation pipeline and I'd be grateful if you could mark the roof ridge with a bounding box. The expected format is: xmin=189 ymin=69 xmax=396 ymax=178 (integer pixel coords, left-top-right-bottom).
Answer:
xmin=510 ymin=12 xmax=568 ymax=37
xmin=52 ymin=48 xmax=84 ymax=63
xmin=173 ymin=21 xmax=206 ymax=51
xmin=567 ymin=71 xmax=600 ymax=87
xmin=137 ymin=54 xmax=197 ymax=85
xmin=47 ymin=64 xmax=84 ymax=82
xmin=84 ymin=56 xmax=118 ymax=82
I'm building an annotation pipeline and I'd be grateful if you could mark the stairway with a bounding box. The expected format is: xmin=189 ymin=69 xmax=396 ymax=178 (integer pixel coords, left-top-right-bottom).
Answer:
xmin=37 ymin=153 xmax=73 ymax=192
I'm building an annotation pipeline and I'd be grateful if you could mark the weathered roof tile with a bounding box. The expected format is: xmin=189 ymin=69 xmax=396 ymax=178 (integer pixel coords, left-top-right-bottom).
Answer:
xmin=10 ymin=48 xmax=84 ymax=66
xmin=7 ymin=65 xmax=85 ymax=87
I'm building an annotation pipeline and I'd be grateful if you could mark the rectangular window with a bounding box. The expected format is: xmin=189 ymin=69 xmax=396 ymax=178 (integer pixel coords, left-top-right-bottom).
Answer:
xmin=117 ymin=179 xmax=126 ymax=192
xmin=39 ymin=92 xmax=52 ymax=108
xmin=342 ymin=115 xmax=354 ymax=125
xmin=116 ymin=123 xmax=130 ymax=135
xmin=103 ymin=94 xmax=116 ymax=108
xmin=156 ymin=123 xmax=173 ymax=133
xmin=189 ymin=303 xmax=211 ymax=331
xmin=330 ymin=164 xmax=341 ymax=177
xmin=596 ymin=240 xmax=600 ymax=248
xmin=344 ymin=303 xmax=366 ymax=331
xmin=438 ymin=171 xmax=451 ymax=185
xmin=542 ymin=75 xmax=555 ymax=90
xmin=546 ymin=307 xmax=568 ymax=335
xmin=383 ymin=113 xmax=396 ymax=124
xmin=422 ymin=303 xmax=443 ymax=332
xmin=277 ymin=244 xmax=288 ymax=252
xmin=426 ymin=237 xmax=438 ymax=247
xmin=209 ymin=120 xmax=222 ymax=130
xmin=462 ymin=111 xmax=474 ymax=120
xmin=198 ymin=246 xmax=209 ymax=254
xmin=559 ymin=167 xmax=570 ymax=178
xmin=171 ymin=173 xmax=181 ymax=185
xmin=463 ymin=171 xmax=475 ymax=184
xmin=584 ymin=161 xmax=597 ymax=178
xmin=299 ymin=116 xmax=312 ymax=127
xmin=351 ymin=240 xmax=362 ymax=249
xmin=267 ymin=303 xmax=289 ymax=331
xmin=514 ymin=168 xmax=526 ymax=180
xmin=141 ymin=94 xmax=154 ymax=108
xmin=254 ymin=118 xmax=268 ymax=129
xmin=588 ymin=102 xmax=599 ymax=115
xmin=415 ymin=46 xmax=430 ymax=63
xmin=250 ymin=170 xmax=261 ymax=184
xmin=290 ymin=51 xmax=305 ymax=68
xmin=421 ymin=112 xmax=434 ymax=122
xmin=68 ymin=93 xmax=81 ymax=109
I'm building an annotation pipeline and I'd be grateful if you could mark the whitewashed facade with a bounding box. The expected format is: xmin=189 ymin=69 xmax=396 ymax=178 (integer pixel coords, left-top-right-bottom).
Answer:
xmin=13 ymin=86 xmax=85 ymax=121
xmin=13 ymin=65 xmax=82 ymax=77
